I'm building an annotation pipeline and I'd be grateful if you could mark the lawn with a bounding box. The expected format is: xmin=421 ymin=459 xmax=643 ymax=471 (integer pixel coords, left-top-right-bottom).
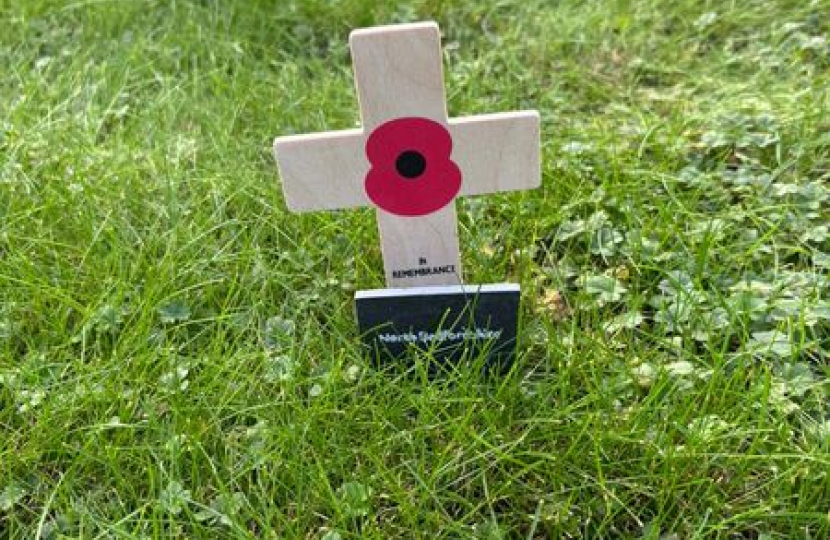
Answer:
xmin=1 ymin=0 xmax=828 ymax=538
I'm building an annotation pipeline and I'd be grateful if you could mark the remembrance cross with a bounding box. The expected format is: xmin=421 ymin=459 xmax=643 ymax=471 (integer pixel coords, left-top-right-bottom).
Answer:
xmin=274 ymin=22 xmax=539 ymax=289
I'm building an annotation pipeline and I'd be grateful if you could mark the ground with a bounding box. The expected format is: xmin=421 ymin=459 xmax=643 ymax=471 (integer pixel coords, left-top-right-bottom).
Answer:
xmin=0 ymin=0 xmax=828 ymax=538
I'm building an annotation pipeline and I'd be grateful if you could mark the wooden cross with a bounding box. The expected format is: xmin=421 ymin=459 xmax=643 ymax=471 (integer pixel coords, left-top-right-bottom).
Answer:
xmin=274 ymin=22 xmax=540 ymax=289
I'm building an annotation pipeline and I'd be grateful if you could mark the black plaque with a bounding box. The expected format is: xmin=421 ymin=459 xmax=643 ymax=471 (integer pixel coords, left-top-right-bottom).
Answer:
xmin=355 ymin=283 xmax=520 ymax=372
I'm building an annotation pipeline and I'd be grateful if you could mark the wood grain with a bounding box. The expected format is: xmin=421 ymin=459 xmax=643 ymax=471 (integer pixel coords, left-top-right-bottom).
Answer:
xmin=377 ymin=203 xmax=462 ymax=288
xmin=274 ymin=129 xmax=368 ymax=212
xmin=451 ymin=111 xmax=541 ymax=196
xmin=349 ymin=22 xmax=447 ymax=129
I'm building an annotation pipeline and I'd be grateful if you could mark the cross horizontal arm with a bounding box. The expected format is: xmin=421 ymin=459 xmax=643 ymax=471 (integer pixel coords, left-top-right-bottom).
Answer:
xmin=274 ymin=109 xmax=540 ymax=212
xmin=274 ymin=129 xmax=369 ymax=212
xmin=450 ymin=110 xmax=541 ymax=197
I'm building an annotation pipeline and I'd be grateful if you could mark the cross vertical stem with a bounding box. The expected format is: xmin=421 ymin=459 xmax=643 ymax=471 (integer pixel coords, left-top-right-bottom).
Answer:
xmin=350 ymin=23 xmax=462 ymax=288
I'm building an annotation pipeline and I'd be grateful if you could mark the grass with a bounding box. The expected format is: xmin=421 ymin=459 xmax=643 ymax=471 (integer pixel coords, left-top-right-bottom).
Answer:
xmin=1 ymin=0 xmax=828 ymax=537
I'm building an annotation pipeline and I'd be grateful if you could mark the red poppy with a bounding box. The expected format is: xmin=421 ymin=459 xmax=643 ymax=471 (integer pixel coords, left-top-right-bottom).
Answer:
xmin=364 ymin=117 xmax=462 ymax=217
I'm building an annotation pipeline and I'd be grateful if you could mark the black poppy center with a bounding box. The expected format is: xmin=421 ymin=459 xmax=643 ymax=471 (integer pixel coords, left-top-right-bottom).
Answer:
xmin=395 ymin=150 xmax=426 ymax=179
